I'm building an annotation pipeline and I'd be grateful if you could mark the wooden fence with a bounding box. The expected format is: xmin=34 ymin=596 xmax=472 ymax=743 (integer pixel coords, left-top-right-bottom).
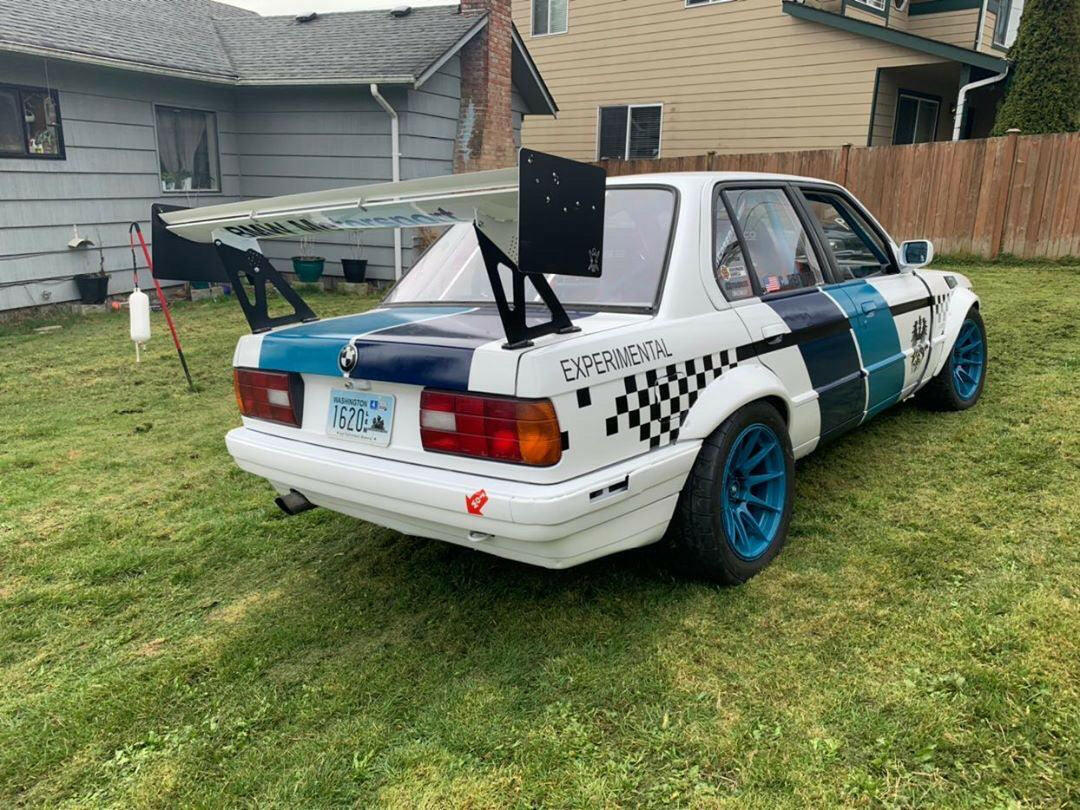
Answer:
xmin=598 ymin=132 xmax=1080 ymax=259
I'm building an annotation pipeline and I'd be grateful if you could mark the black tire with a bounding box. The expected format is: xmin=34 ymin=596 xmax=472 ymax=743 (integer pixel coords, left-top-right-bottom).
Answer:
xmin=668 ymin=400 xmax=795 ymax=585
xmin=915 ymin=307 xmax=987 ymax=412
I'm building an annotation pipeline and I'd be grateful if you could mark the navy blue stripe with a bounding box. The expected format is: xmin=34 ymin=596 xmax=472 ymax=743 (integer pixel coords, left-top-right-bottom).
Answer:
xmin=259 ymin=307 xmax=472 ymax=377
xmin=765 ymin=290 xmax=865 ymax=437
xmin=348 ymin=340 xmax=474 ymax=390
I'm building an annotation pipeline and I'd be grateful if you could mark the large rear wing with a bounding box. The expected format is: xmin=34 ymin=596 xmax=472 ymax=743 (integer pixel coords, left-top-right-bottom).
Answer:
xmin=153 ymin=149 xmax=606 ymax=346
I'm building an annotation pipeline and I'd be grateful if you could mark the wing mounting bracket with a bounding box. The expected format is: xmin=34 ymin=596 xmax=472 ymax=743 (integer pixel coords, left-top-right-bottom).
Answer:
xmin=213 ymin=240 xmax=318 ymax=333
xmin=475 ymin=226 xmax=580 ymax=350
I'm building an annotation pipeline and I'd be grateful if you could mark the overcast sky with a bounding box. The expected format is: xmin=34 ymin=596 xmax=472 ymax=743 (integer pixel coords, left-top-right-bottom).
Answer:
xmin=220 ymin=0 xmax=454 ymax=14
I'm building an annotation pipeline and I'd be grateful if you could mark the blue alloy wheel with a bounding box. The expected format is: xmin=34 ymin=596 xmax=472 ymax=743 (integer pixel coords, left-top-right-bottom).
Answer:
xmin=951 ymin=317 xmax=985 ymax=401
xmin=720 ymin=423 xmax=787 ymax=560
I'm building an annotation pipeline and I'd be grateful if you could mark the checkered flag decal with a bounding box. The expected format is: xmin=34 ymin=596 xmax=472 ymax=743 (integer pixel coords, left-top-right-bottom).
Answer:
xmin=603 ymin=349 xmax=739 ymax=449
xmin=932 ymin=291 xmax=951 ymax=331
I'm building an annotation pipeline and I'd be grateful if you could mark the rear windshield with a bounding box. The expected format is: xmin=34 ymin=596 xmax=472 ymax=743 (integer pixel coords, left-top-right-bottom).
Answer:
xmin=384 ymin=187 xmax=677 ymax=310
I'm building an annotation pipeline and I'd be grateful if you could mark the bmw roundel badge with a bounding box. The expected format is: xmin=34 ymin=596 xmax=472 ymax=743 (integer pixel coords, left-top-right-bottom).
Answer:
xmin=338 ymin=342 xmax=358 ymax=375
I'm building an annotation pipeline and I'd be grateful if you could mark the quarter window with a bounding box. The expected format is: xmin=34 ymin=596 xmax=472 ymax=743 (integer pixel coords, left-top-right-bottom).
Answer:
xmin=155 ymin=106 xmax=220 ymax=193
xmin=0 ymin=84 xmax=64 ymax=159
xmin=723 ymin=188 xmax=824 ymax=294
xmin=532 ymin=0 xmax=568 ymax=35
xmin=801 ymin=190 xmax=892 ymax=279
xmin=597 ymin=104 xmax=662 ymax=160
xmin=713 ymin=198 xmax=753 ymax=300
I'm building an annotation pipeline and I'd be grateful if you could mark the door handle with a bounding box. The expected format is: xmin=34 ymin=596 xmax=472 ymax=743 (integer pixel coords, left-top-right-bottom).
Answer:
xmin=761 ymin=324 xmax=787 ymax=345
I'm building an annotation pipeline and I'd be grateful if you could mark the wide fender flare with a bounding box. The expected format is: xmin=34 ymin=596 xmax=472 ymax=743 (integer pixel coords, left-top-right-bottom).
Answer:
xmin=930 ymin=286 xmax=980 ymax=378
xmin=677 ymin=363 xmax=792 ymax=442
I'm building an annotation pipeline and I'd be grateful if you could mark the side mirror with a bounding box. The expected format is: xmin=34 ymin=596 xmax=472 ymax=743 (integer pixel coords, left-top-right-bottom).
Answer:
xmin=899 ymin=239 xmax=934 ymax=269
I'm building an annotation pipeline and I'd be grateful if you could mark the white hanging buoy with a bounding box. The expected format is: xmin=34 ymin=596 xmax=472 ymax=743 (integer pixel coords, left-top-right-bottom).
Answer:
xmin=129 ymin=286 xmax=150 ymax=362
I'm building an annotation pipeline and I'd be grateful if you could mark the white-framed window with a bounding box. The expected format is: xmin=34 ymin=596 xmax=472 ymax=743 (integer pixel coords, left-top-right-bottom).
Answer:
xmin=154 ymin=105 xmax=220 ymax=193
xmin=532 ymin=0 xmax=568 ymax=36
xmin=597 ymin=104 xmax=662 ymax=160
xmin=853 ymin=0 xmax=887 ymax=11
xmin=685 ymin=0 xmax=736 ymax=7
xmin=993 ymin=0 xmax=1024 ymax=48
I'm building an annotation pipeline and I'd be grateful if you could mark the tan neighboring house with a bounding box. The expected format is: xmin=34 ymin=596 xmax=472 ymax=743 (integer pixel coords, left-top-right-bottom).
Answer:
xmin=513 ymin=0 xmax=1022 ymax=159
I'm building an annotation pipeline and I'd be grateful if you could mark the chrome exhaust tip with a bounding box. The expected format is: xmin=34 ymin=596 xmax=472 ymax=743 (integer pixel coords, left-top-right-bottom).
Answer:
xmin=275 ymin=489 xmax=316 ymax=516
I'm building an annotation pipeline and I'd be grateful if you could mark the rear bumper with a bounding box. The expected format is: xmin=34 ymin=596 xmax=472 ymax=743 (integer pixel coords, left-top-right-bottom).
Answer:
xmin=225 ymin=426 xmax=699 ymax=568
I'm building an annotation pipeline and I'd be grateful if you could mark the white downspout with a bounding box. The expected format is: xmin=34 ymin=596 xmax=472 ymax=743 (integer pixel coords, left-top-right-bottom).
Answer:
xmin=952 ymin=66 xmax=1009 ymax=141
xmin=370 ymin=83 xmax=402 ymax=281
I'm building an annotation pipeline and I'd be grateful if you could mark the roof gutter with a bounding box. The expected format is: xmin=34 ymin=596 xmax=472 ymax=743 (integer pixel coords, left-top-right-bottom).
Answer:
xmin=0 ymin=40 xmax=237 ymax=83
xmin=370 ymin=83 xmax=402 ymax=282
xmin=953 ymin=65 xmax=1008 ymax=140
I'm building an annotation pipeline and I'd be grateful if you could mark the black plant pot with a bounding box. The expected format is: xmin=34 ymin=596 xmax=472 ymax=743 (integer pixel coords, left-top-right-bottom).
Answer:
xmin=74 ymin=273 xmax=109 ymax=304
xmin=341 ymin=258 xmax=368 ymax=283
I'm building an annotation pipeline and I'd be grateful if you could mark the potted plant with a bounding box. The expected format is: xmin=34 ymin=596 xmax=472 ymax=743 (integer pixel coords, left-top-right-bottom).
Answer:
xmin=291 ymin=234 xmax=325 ymax=283
xmin=341 ymin=233 xmax=367 ymax=283
xmin=74 ymin=246 xmax=109 ymax=304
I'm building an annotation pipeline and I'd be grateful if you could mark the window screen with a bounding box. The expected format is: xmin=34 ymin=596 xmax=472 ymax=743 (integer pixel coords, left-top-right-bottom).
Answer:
xmin=628 ymin=106 xmax=662 ymax=159
xmin=802 ymin=190 xmax=891 ymax=280
xmin=723 ymin=188 xmax=823 ymax=294
xmin=0 ymin=84 xmax=64 ymax=158
xmin=598 ymin=104 xmax=661 ymax=160
xmin=598 ymin=106 xmax=629 ymax=160
xmin=155 ymin=106 xmax=220 ymax=192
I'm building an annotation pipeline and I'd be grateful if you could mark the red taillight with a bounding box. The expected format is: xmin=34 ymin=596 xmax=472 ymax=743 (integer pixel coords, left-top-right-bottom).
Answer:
xmin=420 ymin=389 xmax=562 ymax=466
xmin=233 ymin=368 xmax=302 ymax=427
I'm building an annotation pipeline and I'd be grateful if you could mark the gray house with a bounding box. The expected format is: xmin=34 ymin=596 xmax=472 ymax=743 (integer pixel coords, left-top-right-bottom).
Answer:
xmin=0 ymin=0 xmax=555 ymax=313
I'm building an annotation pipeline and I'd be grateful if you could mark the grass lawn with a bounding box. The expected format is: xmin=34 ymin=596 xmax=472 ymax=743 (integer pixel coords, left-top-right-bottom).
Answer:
xmin=1 ymin=266 xmax=1078 ymax=808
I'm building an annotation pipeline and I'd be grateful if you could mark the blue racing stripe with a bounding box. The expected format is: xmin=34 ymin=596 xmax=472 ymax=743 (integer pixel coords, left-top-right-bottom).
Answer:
xmin=826 ymin=281 xmax=905 ymax=420
xmin=258 ymin=306 xmax=472 ymax=376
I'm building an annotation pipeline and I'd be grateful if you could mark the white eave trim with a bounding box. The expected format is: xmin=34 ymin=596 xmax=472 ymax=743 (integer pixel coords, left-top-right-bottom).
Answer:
xmin=236 ymin=76 xmax=416 ymax=86
xmin=511 ymin=26 xmax=558 ymax=116
xmin=414 ymin=14 xmax=490 ymax=89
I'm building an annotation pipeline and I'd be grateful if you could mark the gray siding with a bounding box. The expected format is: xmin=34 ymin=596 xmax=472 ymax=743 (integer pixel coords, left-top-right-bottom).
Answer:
xmin=1 ymin=50 xmax=531 ymax=307
xmin=233 ymin=84 xmax=401 ymax=282
xmin=0 ymin=53 xmax=242 ymax=311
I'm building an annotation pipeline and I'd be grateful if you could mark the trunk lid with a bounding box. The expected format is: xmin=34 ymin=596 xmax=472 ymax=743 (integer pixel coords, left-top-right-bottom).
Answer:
xmin=235 ymin=305 xmax=648 ymax=481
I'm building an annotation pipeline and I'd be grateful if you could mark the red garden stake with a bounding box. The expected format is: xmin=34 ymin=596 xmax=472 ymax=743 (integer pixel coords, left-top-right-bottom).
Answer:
xmin=129 ymin=222 xmax=196 ymax=392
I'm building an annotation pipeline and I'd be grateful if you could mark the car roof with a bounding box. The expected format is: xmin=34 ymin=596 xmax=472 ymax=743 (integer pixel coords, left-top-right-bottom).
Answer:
xmin=606 ymin=171 xmax=843 ymax=189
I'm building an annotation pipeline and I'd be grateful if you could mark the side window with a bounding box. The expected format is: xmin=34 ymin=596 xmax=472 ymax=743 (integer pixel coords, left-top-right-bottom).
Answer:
xmin=723 ymin=188 xmax=824 ymax=294
xmin=713 ymin=196 xmax=753 ymax=300
xmin=155 ymin=105 xmax=220 ymax=193
xmin=0 ymin=84 xmax=64 ymax=159
xmin=801 ymin=190 xmax=892 ymax=280
xmin=532 ymin=0 xmax=568 ymax=36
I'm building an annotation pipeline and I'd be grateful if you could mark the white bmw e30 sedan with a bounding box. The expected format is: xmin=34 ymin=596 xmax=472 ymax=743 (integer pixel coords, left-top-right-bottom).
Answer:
xmin=153 ymin=150 xmax=985 ymax=584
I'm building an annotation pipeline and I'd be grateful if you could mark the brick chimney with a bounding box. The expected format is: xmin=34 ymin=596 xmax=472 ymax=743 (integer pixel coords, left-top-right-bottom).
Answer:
xmin=455 ymin=0 xmax=516 ymax=172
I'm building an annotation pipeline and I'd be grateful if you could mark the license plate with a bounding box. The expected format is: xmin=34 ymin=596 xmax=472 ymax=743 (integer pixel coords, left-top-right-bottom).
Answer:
xmin=326 ymin=389 xmax=395 ymax=446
